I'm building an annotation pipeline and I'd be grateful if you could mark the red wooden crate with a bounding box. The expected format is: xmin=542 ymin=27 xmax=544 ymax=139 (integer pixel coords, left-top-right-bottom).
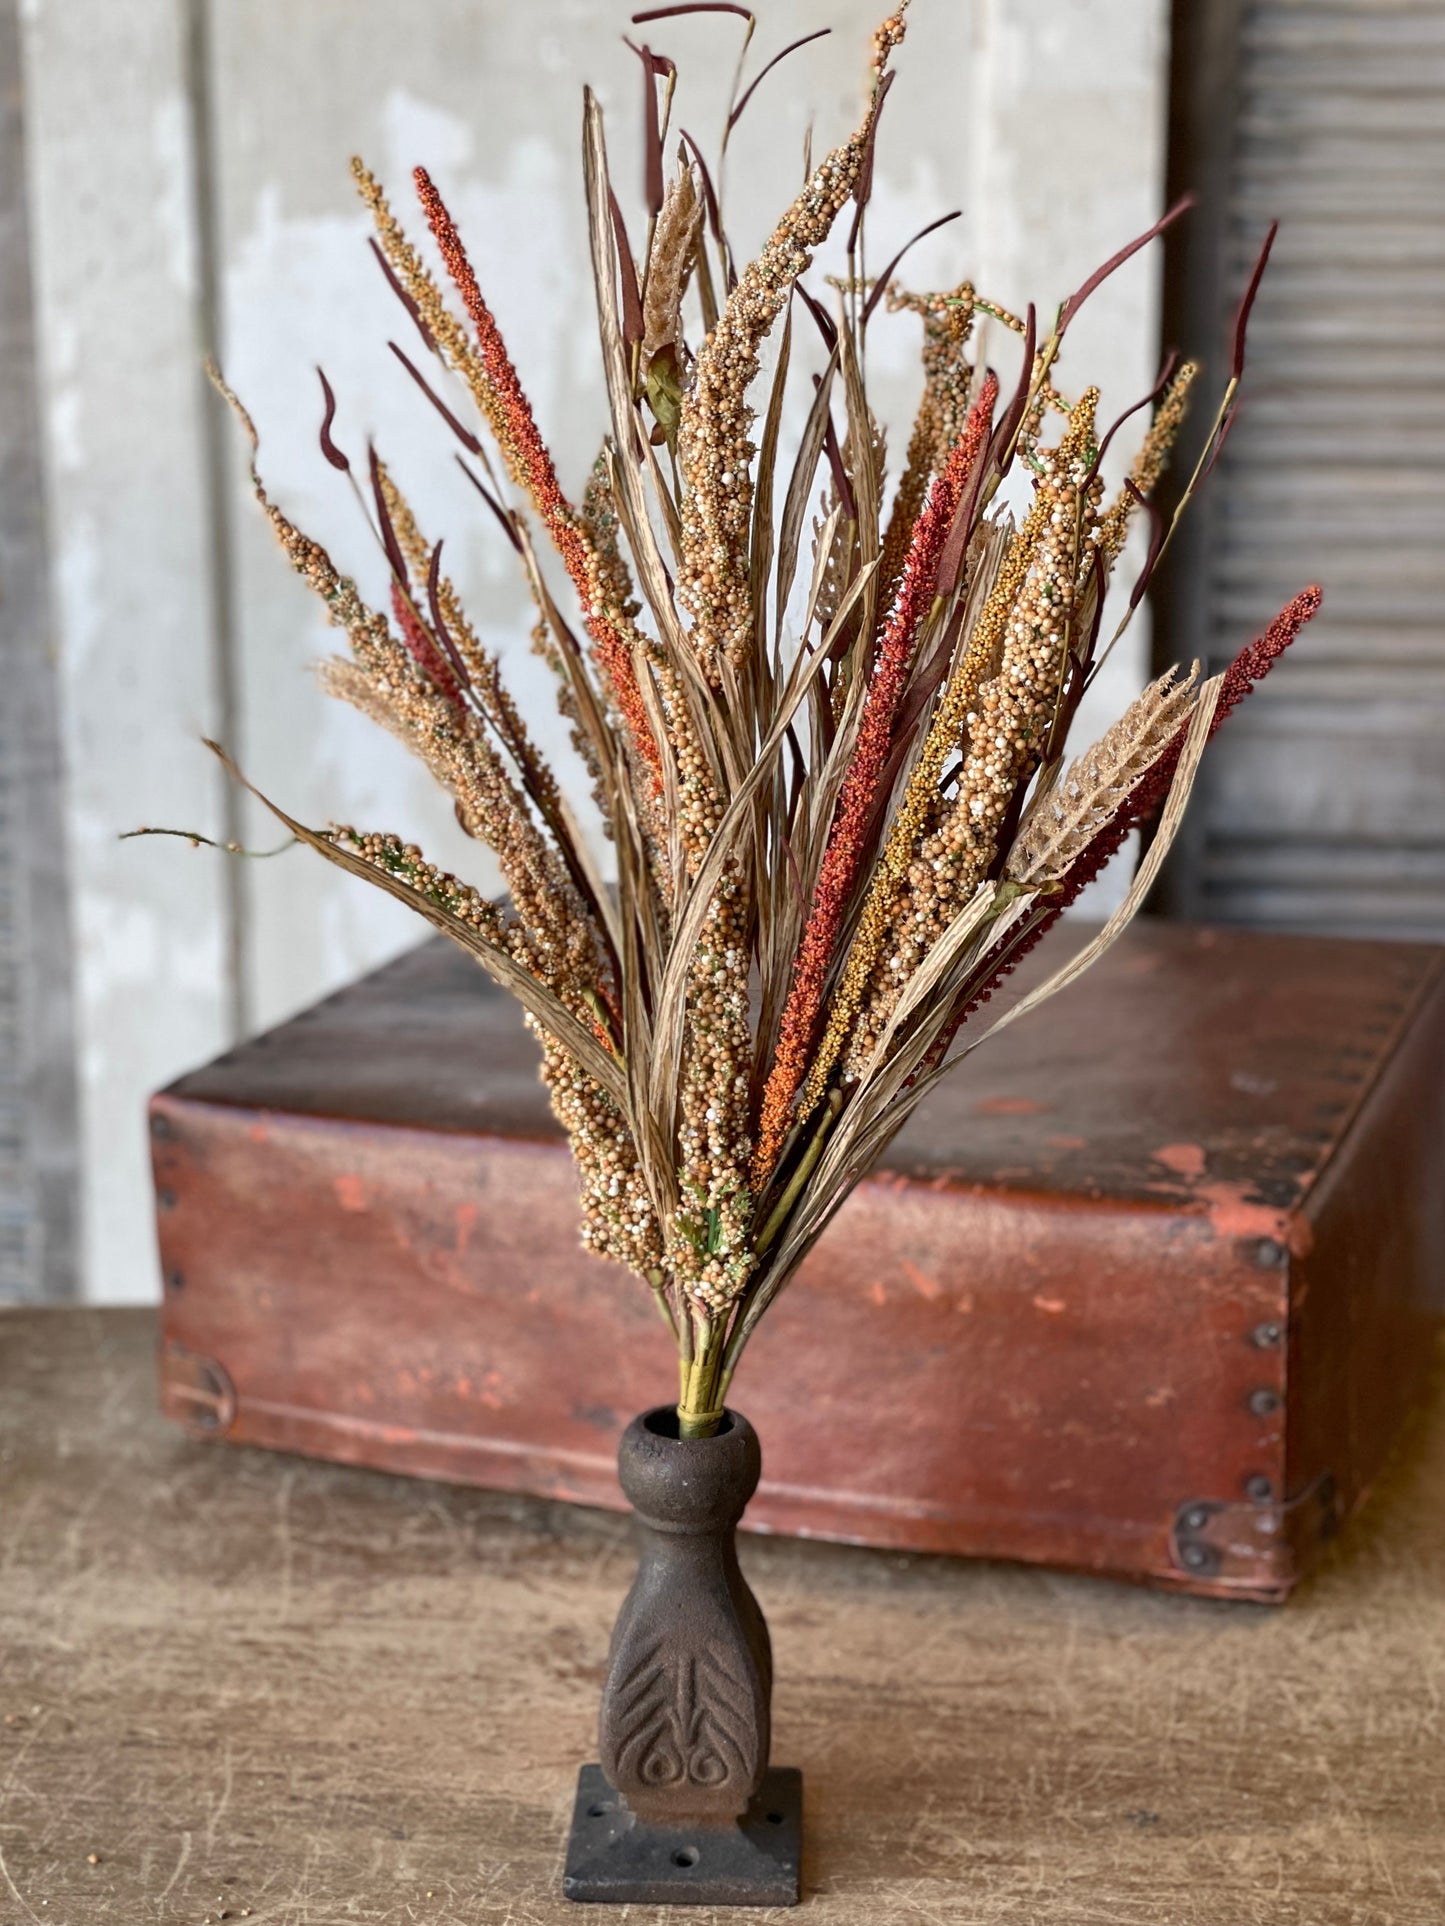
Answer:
xmin=152 ymin=920 xmax=1445 ymax=1601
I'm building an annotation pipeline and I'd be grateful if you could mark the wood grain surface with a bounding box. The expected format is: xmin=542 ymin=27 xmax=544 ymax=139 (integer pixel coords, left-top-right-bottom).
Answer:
xmin=2 ymin=1309 xmax=1443 ymax=1926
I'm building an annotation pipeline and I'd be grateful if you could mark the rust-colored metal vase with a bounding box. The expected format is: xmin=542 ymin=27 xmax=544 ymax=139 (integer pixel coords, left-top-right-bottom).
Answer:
xmin=562 ymin=1407 xmax=802 ymax=1906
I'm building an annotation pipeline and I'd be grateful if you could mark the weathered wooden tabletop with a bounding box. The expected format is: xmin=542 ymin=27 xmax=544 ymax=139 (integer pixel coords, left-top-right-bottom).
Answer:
xmin=2 ymin=1311 xmax=1443 ymax=1926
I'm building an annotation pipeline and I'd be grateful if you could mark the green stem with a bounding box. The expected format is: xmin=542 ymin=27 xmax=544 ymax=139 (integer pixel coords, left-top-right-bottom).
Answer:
xmin=647 ymin=1267 xmax=678 ymax=1340
xmin=579 ymin=986 xmax=621 ymax=1055
xmin=755 ymin=1089 xmax=842 ymax=1255
xmin=677 ymin=1313 xmax=726 ymax=1438
xmin=118 ymin=827 xmax=296 ymax=859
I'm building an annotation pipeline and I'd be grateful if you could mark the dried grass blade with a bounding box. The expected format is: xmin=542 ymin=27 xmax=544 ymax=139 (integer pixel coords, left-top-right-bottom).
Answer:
xmin=799 ymin=503 xmax=843 ymax=645
xmin=583 ymin=90 xmax=691 ymax=660
xmin=206 ymin=741 xmax=628 ymax=1107
xmin=960 ymin=674 xmax=1223 ymax=1055
xmin=389 ymin=340 xmax=485 ymax=458
xmin=609 ymin=190 xmax=646 ymax=348
xmin=750 ymin=305 xmax=792 ymax=669
xmin=837 ymin=320 xmax=881 ymax=640
xmin=774 ymin=346 xmax=840 ymax=650
xmin=646 ymin=569 xmax=872 ymax=1119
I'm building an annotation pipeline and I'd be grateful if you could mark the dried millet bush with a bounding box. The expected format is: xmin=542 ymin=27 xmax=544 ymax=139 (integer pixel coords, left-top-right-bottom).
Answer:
xmin=199 ymin=1 xmax=1317 ymax=1438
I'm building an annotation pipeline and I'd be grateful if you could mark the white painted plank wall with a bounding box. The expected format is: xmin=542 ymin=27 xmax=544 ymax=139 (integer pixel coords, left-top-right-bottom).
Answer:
xmin=20 ymin=0 xmax=234 ymax=1305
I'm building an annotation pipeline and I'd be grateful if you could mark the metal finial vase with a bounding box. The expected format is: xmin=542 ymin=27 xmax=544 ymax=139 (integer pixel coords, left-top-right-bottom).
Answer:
xmin=562 ymin=1406 xmax=802 ymax=1906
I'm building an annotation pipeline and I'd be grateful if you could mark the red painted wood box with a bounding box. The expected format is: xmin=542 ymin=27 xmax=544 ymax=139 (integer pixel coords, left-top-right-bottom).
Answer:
xmin=151 ymin=920 xmax=1445 ymax=1601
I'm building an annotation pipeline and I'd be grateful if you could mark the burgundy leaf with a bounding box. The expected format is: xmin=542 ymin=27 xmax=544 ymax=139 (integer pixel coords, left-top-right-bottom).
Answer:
xmin=1200 ymin=397 xmax=1245 ymax=485
xmin=368 ymin=237 xmax=437 ymax=353
xmin=679 ymin=129 xmax=725 ymax=251
xmin=988 ymin=302 xmax=1038 ymax=473
xmin=1231 ymin=220 xmax=1277 ymax=381
xmin=795 ymin=280 xmax=837 ymax=352
xmin=728 ymin=28 xmax=829 ymax=131
xmin=388 ymin=340 xmax=483 ymax=456
xmin=983 ymin=769 xmax=1033 ymax=883
xmin=424 ymin=540 xmax=474 ymax=694
xmin=368 ymin=442 xmax=410 ymax=589
xmin=1086 ymin=347 xmax=1181 ymax=490
xmin=608 ymin=189 xmax=645 ymax=348
xmin=454 ymin=456 xmax=523 ymax=553
xmin=1059 ymin=193 xmax=1195 ymax=333
xmin=1125 ymin=478 xmax=1168 ymax=610
xmin=783 ymin=721 xmax=807 ymax=817
xmin=846 ymin=69 xmax=894 ymax=255
xmin=1076 ymin=541 xmax=1110 ymax=678
xmin=861 ymin=210 xmax=962 ymax=323
xmin=624 ymin=37 xmax=669 ymax=215
xmin=631 ymin=3 xmax=750 ymax=20
xmin=316 ymin=367 xmax=350 ymax=472
xmin=818 ymin=395 xmax=857 ymax=524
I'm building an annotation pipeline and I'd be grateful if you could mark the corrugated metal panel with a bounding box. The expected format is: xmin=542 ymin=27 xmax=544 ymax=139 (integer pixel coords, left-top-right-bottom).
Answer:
xmin=1188 ymin=0 xmax=1445 ymax=938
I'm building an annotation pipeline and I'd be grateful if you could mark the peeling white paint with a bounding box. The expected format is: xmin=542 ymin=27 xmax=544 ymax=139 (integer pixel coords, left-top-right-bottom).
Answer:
xmin=21 ymin=0 xmax=231 ymax=1304
xmin=381 ymin=87 xmax=475 ymax=178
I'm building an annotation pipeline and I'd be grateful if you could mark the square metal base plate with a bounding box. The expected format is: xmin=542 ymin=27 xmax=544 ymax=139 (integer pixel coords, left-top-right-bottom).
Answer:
xmin=562 ymin=1764 xmax=802 ymax=1906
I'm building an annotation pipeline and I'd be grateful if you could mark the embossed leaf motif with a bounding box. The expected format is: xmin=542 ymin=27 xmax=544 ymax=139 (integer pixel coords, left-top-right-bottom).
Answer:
xmin=611 ymin=1639 xmax=758 ymax=1792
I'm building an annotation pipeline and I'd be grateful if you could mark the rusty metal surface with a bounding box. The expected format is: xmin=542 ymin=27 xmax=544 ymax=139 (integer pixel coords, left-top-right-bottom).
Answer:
xmin=568 ymin=1407 xmax=793 ymax=1904
xmin=563 ymin=1764 xmax=802 ymax=1907
xmin=153 ymin=920 xmax=1445 ymax=1601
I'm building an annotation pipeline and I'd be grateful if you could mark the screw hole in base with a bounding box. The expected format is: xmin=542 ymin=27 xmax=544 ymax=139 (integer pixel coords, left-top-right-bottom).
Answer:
xmin=672 ymin=1847 xmax=699 ymax=1869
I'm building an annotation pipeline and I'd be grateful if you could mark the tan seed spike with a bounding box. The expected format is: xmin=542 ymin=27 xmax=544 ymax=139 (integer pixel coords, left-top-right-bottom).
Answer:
xmin=676 ymin=12 xmax=908 ymax=685
xmin=642 ymin=168 xmax=702 ymax=368
xmin=1097 ymin=358 xmax=1201 ymax=559
xmin=877 ymin=282 xmax=976 ymax=611
xmin=844 ymin=390 xmax=1104 ymax=1064
xmin=1008 ymin=662 xmax=1201 ymax=885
